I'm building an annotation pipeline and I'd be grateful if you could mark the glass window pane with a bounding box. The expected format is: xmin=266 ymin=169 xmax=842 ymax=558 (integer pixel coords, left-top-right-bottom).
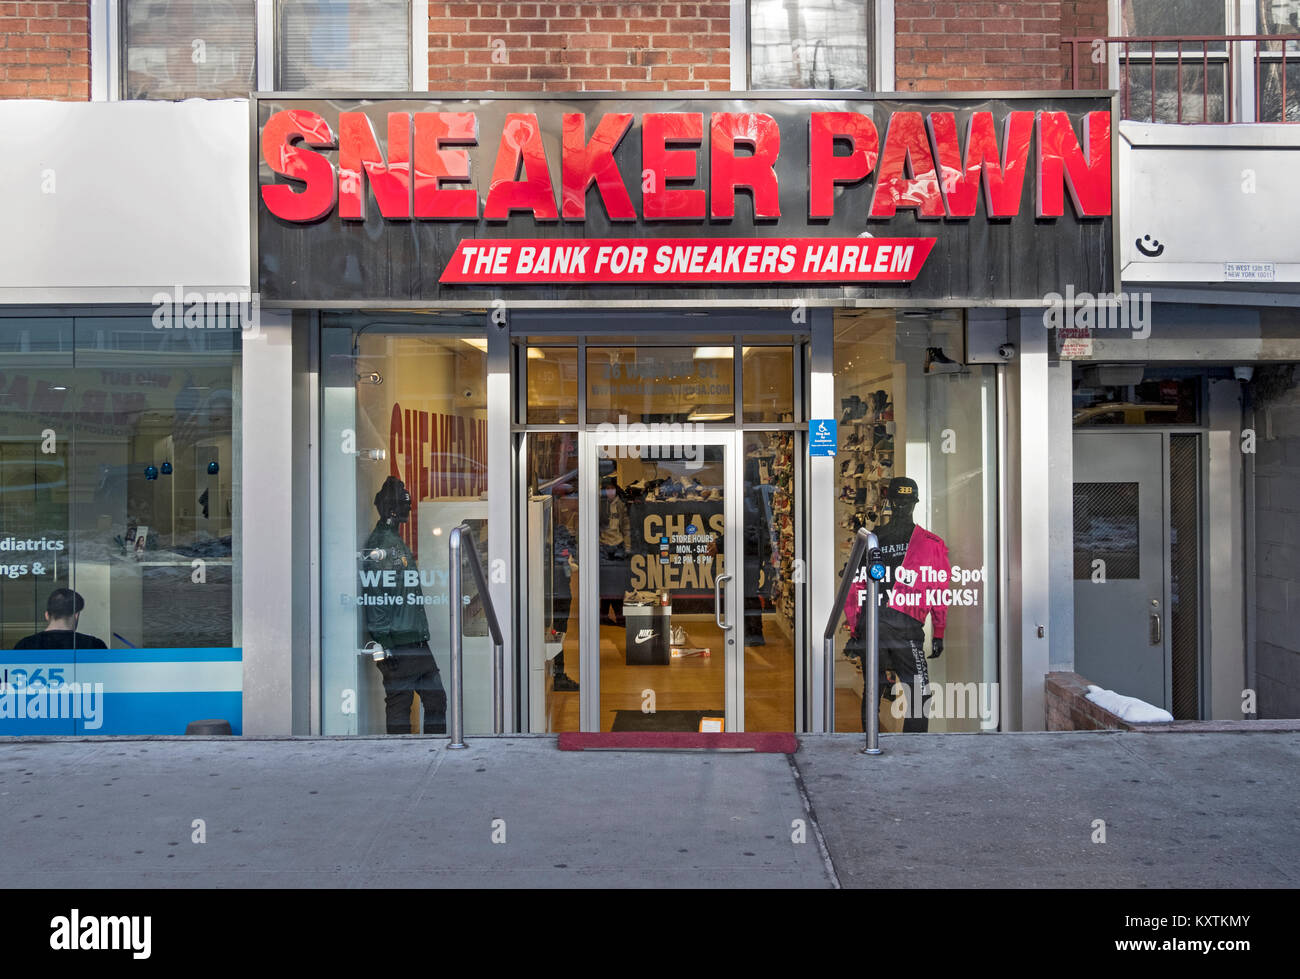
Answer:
xmin=586 ymin=347 xmax=735 ymax=425
xmin=123 ymin=0 xmax=256 ymax=100
xmin=1263 ymin=0 xmax=1300 ymax=33
xmin=1072 ymin=370 xmax=1200 ymax=426
xmin=525 ymin=346 xmax=578 ymax=425
xmin=1121 ymin=0 xmax=1227 ymax=35
xmin=1121 ymin=61 xmax=1228 ymax=122
xmin=750 ymin=0 xmax=873 ymax=90
xmin=1 ymin=315 xmax=241 ymax=735
xmin=1073 ymin=483 xmax=1141 ymax=580
xmin=526 ymin=433 xmax=580 ymax=731
xmin=742 ymin=346 xmax=793 ymax=423
xmin=598 ymin=445 xmax=728 ymax=732
xmin=743 ymin=431 xmax=797 ymax=731
xmin=277 ymin=0 xmax=411 ymax=91
xmin=832 ymin=310 xmax=998 ymax=733
xmin=320 ymin=329 xmax=490 ymax=736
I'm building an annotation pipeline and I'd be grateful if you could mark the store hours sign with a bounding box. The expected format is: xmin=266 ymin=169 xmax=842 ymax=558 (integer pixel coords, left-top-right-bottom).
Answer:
xmin=255 ymin=94 xmax=1115 ymax=305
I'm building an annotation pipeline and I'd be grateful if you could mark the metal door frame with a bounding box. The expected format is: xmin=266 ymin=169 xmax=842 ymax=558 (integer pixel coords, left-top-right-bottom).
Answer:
xmin=579 ymin=429 xmax=744 ymax=732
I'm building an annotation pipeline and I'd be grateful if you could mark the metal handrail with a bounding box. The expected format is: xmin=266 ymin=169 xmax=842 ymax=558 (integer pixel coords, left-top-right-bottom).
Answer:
xmin=447 ymin=523 xmax=505 ymax=748
xmin=823 ymin=526 xmax=883 ymax=754
xmin=1064 ymin=34 xmax=1299 ymax=124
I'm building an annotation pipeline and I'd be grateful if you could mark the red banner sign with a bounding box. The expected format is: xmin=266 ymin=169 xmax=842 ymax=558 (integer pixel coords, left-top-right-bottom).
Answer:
xmin=439 ymin=237 xmax=935 ymax=285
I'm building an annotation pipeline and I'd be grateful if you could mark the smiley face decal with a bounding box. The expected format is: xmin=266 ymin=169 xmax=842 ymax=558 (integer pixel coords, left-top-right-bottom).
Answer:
xmin=1136 ymin=234 xmax=1165 ymax=258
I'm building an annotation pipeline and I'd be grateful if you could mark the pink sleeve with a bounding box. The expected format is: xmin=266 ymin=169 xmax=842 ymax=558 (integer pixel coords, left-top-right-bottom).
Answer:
xmin=932 ymin=542 xmax=950 ymax=639
xmin=845 ymin=580 xmax=864 ymax=636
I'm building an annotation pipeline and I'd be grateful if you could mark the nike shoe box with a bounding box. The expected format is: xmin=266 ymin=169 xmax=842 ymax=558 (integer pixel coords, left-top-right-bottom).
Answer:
xmin=625 ymin=603 xmax=672 ymax=665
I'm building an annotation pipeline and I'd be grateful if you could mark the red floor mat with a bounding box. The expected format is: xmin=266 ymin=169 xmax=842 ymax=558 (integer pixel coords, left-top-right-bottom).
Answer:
xmin=557 ymin=731 xmax=798 ymax=753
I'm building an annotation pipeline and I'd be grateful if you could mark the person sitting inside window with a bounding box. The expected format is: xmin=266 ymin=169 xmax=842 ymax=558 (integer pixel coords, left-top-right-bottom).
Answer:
xmin=13 ymin=588 xmax=107 ymax=650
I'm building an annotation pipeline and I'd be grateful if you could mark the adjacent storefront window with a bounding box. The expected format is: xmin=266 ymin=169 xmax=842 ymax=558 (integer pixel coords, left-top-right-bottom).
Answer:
xmin=320 ymin=319 xmax=489 ymax=735
xmin=0 ymin=315 xmax=241 ymax=734
xmin=833 ymin=311 xmax=999 ymax=733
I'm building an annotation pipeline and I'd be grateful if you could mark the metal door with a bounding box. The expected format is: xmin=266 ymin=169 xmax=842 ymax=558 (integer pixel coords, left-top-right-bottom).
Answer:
xmin=1072 ymin=431 xmax=1170 ymax=708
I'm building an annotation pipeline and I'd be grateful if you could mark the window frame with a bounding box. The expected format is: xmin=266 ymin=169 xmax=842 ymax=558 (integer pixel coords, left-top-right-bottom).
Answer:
xmin=731 ymin=0 xmax=894 ymax=92
xmin=93 ymin=0 xmax=427 ymax=101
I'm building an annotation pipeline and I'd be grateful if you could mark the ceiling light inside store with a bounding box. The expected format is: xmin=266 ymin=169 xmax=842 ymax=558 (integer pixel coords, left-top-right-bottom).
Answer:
xmin=687 ymin=407 xmax=734 ymax=421
xmin=693 ymin=347 xmax=734 ymax=359
xmin=461 ymin=338 xmax=488 ymax=352
xmin=527 ymin=348 xmax=545 ymax=359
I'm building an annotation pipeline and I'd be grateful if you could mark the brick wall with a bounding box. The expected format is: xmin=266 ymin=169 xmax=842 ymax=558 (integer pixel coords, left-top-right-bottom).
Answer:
xmin=1059 ymin=0 xmax=1109 ymax=88
xmin=1253 ymin=368 xmax=1300 ymax=719
xmin=428 ymin=2 xmax=731 ymax=92
xmin=1045 ymin=672 xmax=1135 ymax=731
xmin=895 ymin=0 xmax=1109 ymax=93
xmin=0 ymin=1 xmax=89 ymax=100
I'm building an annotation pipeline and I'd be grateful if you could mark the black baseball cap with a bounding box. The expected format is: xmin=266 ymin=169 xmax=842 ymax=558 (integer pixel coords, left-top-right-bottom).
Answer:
xmin=887 ymin=477 xmax=918 ymax=502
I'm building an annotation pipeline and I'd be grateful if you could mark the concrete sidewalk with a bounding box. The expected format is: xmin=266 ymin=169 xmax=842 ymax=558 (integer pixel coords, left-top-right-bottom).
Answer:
xmin=0 ymin=732 xmax=1295 ymax=888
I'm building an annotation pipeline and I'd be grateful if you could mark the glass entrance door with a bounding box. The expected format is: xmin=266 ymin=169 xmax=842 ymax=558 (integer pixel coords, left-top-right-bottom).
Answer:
xmin=581 ymin=431 xmax=742 ymax=732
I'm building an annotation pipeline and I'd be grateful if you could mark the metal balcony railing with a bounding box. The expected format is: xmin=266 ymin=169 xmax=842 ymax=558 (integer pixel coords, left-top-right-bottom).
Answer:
xmin=1064 ymin=34 xmax=1300 ymax=124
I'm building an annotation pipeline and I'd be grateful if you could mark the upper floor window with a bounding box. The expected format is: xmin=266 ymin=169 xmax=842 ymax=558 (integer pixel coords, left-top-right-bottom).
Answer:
xmin=1115 ymin=0 xmax=1299 ymax=122
xmin=276 ymin=0 xmax=411 ymax=90
xmin=747 ymin=0 xmax=876 ymax=90
xmin=116 ymin=0 xmax=412 ymax=100
xmin=124 ymin=1 xmax=257 ymax=100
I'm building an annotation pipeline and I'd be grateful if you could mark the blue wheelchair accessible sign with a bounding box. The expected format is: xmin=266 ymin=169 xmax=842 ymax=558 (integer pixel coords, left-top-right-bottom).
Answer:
xmin=809 ymin=419 xmax=837 ymax=456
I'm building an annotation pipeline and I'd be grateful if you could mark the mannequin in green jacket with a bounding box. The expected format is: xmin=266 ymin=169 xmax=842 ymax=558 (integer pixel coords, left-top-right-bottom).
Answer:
xmin=362 ymin=476 xmax=447 ymax=734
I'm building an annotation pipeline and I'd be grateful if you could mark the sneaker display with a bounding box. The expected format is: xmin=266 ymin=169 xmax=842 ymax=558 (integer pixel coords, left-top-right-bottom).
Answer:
xmin=553 ymin=672 xmax=580 ymax=692
xmin=925 ymin=346 xmax=963 ymax=374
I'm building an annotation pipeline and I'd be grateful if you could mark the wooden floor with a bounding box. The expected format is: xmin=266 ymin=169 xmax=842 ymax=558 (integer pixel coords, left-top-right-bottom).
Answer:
xmin=541 ymin=612 xmax=797 ymax=732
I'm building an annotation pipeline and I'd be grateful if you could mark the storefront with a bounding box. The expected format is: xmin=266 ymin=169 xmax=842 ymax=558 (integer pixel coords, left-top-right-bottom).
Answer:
xmin=257 ymin=92 xmax=1115 ymax=736
xmin=0 ymin=92 xmax=1129 ymax=737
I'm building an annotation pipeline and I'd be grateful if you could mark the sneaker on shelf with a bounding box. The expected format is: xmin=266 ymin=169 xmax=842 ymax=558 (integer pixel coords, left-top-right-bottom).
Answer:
xmin=924 ymin=346 xmax=963 ymax=375
xmin=671 ymin=625 xmax=689 ymax=646
xmin=553 ymin=672 xmax=580 ymax=692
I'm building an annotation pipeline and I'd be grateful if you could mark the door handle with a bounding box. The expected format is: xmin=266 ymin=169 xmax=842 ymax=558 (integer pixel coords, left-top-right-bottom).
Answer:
xmin=715 ymin=572 xmax=733 ymax=630
xmin=1149 ymin=600 xmax=1162 ymax=646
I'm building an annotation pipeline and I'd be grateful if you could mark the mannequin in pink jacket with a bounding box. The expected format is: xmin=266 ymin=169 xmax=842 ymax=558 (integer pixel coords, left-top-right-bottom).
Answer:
xmin=846 ymin=477 xmax=948 ymax=732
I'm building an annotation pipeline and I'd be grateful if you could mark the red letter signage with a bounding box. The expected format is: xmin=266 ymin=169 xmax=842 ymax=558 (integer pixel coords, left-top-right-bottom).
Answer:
xmin=1037 ymin=110 xmax=1112 ymax=218
xmin=484 ymin=113 xmax=559 ymax=221
xmin=870 ymin=111 xmax=944 ymax=219
xmin=261 ymin=109 xmax=337 ymax=223
xmin=413 ymin=112 xmax=479 ymax=219
xmin=339 ymin=112 xmax=412 ymax=220
xmin=709 ymin=112 xmax=781 ymax=220
xmin=642 ymin=112 xmax=706 ymax=220
xmin=562 ymin=112 xmax=636 ymax=221
xmin=808 ymin=112 xmax=879 ymax=219
xmin=929 ymin=111 xmax=1033 ymax=219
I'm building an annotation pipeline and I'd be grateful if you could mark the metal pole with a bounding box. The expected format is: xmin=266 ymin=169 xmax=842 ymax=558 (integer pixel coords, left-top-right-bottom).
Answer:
xmin=856 ymin=531 xmax=883 ymax=755
xmin=823 ymin=527 xmax=873 ymax=733
xmin=447 ymin=526 xmax=467 ymax=749
xmin=863 ymin=569 xmax=882 ymax=755
xmin=492 ymin=636 xmax=503 ymax=735
xmin=823 ymin=635 xmax=834 ymax=733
